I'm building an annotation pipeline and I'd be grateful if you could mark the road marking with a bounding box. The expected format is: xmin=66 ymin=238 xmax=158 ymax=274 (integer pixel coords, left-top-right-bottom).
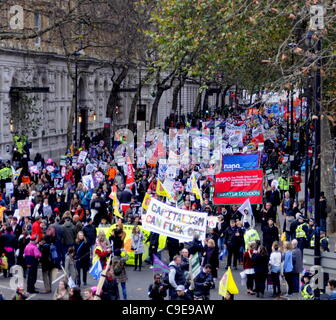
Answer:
xmin=0 ymin=284 xmax=15 ymax=291
xmin=26 ymin=294 xmax=37 ymax=300
xmin=52 ymin=274 xmax=65 ymax=284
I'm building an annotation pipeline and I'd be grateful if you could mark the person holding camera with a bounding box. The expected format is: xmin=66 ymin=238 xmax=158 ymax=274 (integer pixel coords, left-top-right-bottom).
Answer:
xmin=148 ymin=274 xmax=168 ymax=301
xmin=193 ymin=264 xmax=214 ymax=300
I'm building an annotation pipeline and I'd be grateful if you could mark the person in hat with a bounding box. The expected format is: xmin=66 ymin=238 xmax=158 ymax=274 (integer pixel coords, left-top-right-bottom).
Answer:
xmin=310 ymin=229 xmax=330 ymax=252
xmin=307 ymin=218 xmax=316 ymax=248
xmin=243 ymin=221 xmax=260 ymax=251
xmin=175 ymin=285 xmax=192 ymax=300
xmin=294 ymin=216 xmax=309 ymax=255
xmin=23 ymin=235 xmax=42 ymax=293
xmin=301 ymin=272 xmax=314 ymax=300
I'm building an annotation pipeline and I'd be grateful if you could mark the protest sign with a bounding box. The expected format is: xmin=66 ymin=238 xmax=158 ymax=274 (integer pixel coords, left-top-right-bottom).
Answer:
xmin=82 ymin=174 xmax=94 ymax=190
xmin=165 ymin=166 xmax=179 ymax=180
xmin=214 ymin=169 xmax=263 ymax=205
xmin=5 ymin=182 xmax=14 ymax=196
xmin=222 ymin=153 xmax=259 ymax=171
xmin=142 ymin=198 xmax=208 ymax=242
xmin=18 ymin=200 xmax=31 ymax=217
xmin=207 ymin=216 xmax=218 ymax=229
xmin=158 ymin=161 xmax=168 ymax=181
xmin=60 ymin=155 xmax=67 ymax=166
xmin=54 ymin=178 xmax=64 ymax=189
xmin=77 ymin=151 xmax=88 ymax=164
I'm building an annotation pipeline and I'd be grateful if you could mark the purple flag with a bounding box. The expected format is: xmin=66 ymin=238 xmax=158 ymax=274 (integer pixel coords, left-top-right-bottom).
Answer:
xmin=152 ymin=254 xmax=170 ymax=273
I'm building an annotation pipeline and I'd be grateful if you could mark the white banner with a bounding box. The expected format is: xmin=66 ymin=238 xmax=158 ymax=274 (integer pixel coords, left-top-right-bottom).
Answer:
xmin=142 ymin=198 xmax=208 ymax=242
xmin=77 ymin=151 xmax=88 ymax=164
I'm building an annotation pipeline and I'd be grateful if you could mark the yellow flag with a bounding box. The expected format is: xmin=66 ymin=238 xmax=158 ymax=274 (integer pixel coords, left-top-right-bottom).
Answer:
xmin=192 ymin=176 xmax=204 ymax=205
xmin=218 ymin=267 xmax=239 ymax=296
xmin=142 ymin=193 xmax=152 ymax=210
xmin=111 ymin=192 xmax=123 ymax=219
xmin=156 ymin=180 xmax=173 ymax=199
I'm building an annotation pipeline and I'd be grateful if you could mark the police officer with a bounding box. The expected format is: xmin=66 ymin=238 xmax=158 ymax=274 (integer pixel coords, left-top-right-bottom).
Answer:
xmin=301 ymin=272 xmax=314 ymax=300
xmin=295 ymin=216 xmax=309 ymax=254
xmin=310 ymin=229 xmax=330 ymax=252
xmin=243 ymin=222 xmax=260 ymax=250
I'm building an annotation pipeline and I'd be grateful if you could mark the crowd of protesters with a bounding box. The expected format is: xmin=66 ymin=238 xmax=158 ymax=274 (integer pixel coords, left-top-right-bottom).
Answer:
xmin=0 ymin=104 xmax=335 ymax=301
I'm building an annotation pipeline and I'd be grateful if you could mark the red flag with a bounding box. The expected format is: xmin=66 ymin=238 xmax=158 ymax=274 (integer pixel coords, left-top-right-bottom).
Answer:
xmin=252 ymin=133 xmax=264 ymax=144
xmin=125 ymin=156 xmax=135 ymax=188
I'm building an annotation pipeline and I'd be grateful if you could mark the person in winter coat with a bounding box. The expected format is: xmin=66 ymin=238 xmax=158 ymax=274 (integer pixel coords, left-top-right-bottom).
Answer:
xmin=202 ymin=239 xmax=219 ymax=280
xmin=31 ymin=216 xmax=44 ymax=242
xmin=62 ymin=217 xmax=76 ymax=258
xmin=282 ymin=241 xmax=294 ymax=296
xmin=243 ymin=241 xmax=256 ymax=295
xmin=24 ymin=236 xmax=42 ymax=293
xmin=193 ymin=264 xmax=214 ymax=300
xmin=269 ymin=241 xmax=282 ymax=297
xmin=64 ymin=247 xmax=77 ymax=283
xmin=261 ymin=218 xmax=279 ymax=257
xmin=145 ymin=232 xmax=160 ymax=265
xmin=291 ymin=239 xmax=303 ymax=294
xmin=74 ymin=231 xmax=91 ymax=287
xmin=101 ymin=267 xmax=120 ymax=300
xmin=252 ymin=245 xmax=269 ymax=298
xmin=187 ymin=234 xmax=204 ymax=264
xmin=224 ymin=220 xmax=243 ymax=270
xmin=148 ymin=273 xmax=168 ymax=301
xmin=166 ymin=237 xmax=180 ymax=262
xmin=92 ymin=231 xmax=112 ymax=269
xmin=0 ymin=226 xmax=17 ymax=277
xmin=82 ymin=218 xmax=96 ymax=259
xmin=168 ymin=255 xmax=186 ymax=300
xmin=17 ymin=231 xmax=30 ymax=278
xmin=40 ymin=235 xmax=58 ymax=293
xmin=131 ymin=226 xmax=145 ymax=271
xmin=111 ymin=248 xmax=129 ymax=300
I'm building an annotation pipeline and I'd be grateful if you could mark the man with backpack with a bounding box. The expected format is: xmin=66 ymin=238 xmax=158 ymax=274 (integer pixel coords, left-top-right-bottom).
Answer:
xmin=111 ymin=248 xmax=129 ymax=300
xmin=40 ymin=235 xmax=59 ymax=293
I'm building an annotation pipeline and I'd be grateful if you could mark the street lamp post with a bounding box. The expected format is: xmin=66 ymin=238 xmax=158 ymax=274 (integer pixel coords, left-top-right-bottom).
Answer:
xmin=74 ymin=59 xmax=78 ymax=147
xmin=313 ymin=37 xmax=322 ymax=267
xmin=72 ymin=48 xmax=84 ymax=148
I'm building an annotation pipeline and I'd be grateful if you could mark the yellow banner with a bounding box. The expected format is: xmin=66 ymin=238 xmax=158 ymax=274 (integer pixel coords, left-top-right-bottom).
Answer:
xmin=96 ymin=224 xmax=167 ymax=265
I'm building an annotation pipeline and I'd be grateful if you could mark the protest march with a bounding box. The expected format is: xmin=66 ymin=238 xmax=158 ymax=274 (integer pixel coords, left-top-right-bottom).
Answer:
xmin=0 ymin=102 xmax=335 ymax=302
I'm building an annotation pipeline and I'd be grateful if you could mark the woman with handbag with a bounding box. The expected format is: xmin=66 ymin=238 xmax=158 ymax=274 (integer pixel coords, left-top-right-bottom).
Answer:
xmin=131 ymin=226 xmax=145 ymax=271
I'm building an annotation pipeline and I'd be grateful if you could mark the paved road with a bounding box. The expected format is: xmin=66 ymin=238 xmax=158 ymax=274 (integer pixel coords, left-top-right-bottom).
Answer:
xmin=0 ymin=247 xmax=299 ymax=301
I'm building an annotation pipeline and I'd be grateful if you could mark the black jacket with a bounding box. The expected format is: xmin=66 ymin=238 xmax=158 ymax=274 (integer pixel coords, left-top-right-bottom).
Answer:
xmin=194 ymin=271 xmax=214 ymax=297
xmin=252 ymin=253 xmax=269 ymax=274
xmin=148 ymin=282 xmax=167 ymax=300
xmin=224 ymin=226 xmax=243 ymax=248
xmin=266 ymin=190 xmax=281 ymax=207
xmin=101 ymin=277 xmax=120 ymax=300
xmin=83 ymin=224 xmax=97 ymax=246
xmin=261 ymin=224 xmax=279 ymax=248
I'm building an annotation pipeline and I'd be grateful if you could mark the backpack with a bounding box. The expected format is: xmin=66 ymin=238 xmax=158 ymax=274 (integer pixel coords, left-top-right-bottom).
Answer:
xmin=50 ymin=243 xmax=58 ymax=261
xmin=113 ymin=260 xmax=123 ymax=276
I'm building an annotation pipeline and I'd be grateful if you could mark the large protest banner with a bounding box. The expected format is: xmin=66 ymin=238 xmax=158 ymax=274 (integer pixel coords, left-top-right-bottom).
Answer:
xmin=222 ymin=153 xmax=259 ymax=171
xmin=142 ymin=198 xmax=208 ymax=242
xmin=213 ymin=169 xmax=263 ymax=205
xmin=96 ymin=225 xmax=166 ymax=266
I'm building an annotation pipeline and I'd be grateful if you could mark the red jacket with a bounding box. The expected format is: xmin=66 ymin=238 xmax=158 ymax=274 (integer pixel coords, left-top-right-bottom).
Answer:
xmin=243 ymin=249 xmax=255 ymax=270
xmin=31 ymin=221 xmax=43 ymax=241
xmin=292 ymin=175 xmax=302 ymax=192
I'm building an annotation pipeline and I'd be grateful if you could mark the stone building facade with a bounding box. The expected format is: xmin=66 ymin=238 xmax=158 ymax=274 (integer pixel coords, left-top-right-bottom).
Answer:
xmin=0 ymin=47 xmax=205 ymax=161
